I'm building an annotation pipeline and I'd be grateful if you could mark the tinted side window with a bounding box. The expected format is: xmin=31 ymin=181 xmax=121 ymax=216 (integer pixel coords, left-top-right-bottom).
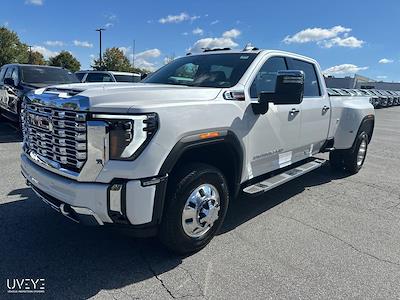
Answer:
xmin=11 ymin=68 xmax=19 ymax=83
xmin=5 ymin=67 xmax=13 ymax=79
xmin=75 ymin=72 xmax=85 ymax=82
xmin=288 ymin=59 xmax=320 ymax=97
xmin=85 ymin=73 xmax=113 ymax=82
xmin=0 ymin=67 xmax=6 ymax=83
xmin=250 ymin=57 xmax=287 ymax=98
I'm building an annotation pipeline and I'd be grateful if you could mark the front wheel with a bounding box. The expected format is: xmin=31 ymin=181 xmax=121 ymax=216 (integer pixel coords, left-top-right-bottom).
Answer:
xmin=159 ymin=163 xmax=229 ymax=255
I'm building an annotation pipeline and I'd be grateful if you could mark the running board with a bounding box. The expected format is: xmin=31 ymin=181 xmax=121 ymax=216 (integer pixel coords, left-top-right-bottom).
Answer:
xmin=243 ymin=158 xmax=327 ymax=195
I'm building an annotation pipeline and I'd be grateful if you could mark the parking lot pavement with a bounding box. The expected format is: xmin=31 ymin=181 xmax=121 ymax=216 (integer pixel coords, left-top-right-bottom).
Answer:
xmin=1 ymin=107 xmax=400 ymax=299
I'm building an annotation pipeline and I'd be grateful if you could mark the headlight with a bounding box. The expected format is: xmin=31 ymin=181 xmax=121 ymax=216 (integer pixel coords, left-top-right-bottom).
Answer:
xmin=92 ymin=113 xmax=158 ymax=160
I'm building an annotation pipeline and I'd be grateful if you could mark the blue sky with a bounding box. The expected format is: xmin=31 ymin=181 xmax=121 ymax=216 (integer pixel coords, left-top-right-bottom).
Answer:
xmin=1 ymin=0 xmax=399 ymax=81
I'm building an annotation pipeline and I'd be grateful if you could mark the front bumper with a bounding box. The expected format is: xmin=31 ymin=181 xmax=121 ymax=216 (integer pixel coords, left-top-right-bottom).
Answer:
xmin=21 ymin=153 xmax=159 ymax=227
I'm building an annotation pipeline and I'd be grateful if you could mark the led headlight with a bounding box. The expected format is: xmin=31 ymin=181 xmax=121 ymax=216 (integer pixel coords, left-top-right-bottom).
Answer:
xmin=93 ymin=113 xmax=158 ymax=160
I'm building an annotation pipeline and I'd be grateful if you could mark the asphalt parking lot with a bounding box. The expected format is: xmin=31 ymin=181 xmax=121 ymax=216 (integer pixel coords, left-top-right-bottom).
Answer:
xmin=1 ymin=107 xmax=400 ymax=299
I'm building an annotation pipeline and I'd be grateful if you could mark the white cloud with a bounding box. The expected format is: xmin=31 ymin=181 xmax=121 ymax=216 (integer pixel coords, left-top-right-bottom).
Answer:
xmin=283 ymin=25 xmax=364 ymax=48
xmin=379 ymin=58 xmax=394 ymax=64
xmin=284 ymin=26 xmax=350 ymax=44
xmin=192 ymin=27 xmax=204 ymax=35
xmin=3 ymin=21 xmax=9 ymax=27
xmin=320 ymin=36 xmax=364 ymax=48
xmin=189 ymin=37 xmax=238 ymax=53
xmin=377 ymin=75 xmax=388 ymax=80
xmin=106 ymin=13 xmax=117 ymax=21
xmin=222 ymin=29 xmax=241 ymax=39
xmin=182 ymin=32 xmax=189 ymax=36
xmin=44 ymin=40 xmax=64 ymax=47
xmin=210 ymin=20 xmax=219 ymax=25
xmin=188 ymin=28 xmax=242 ymax=53
xmin=25 ymin=0 xmax=43 ymax=5
xmin=159 ymin=12 xmax=199 ymax=24
xmin=134 ymin=49 xmax=162 ymax=72
xmin=323 ymin=64 xmax=368 ymax=76
xmin=135 ymin=48 xmax=161 ymax=60
xmin=118 ymin=47 xmax=131 ymax=56
xmin=73 ymin=40 xmax=93 ymax=48
xmin=31 ymin=46 xmax=58 ymax=58
xmin=104 ymin=22 xmax=114 ymax=28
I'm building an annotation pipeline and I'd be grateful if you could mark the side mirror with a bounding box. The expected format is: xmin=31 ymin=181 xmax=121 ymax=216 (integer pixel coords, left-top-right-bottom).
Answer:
xmin=252 ymin=70 xmax=304 ymax=115
xmin=4 ymin=77 xmax=15 ymax=87
xmin=273 ymin=70 xmax=304 ymax=104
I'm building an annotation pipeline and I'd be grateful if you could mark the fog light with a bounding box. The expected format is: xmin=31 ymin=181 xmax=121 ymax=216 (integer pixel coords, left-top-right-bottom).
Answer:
xmin=109 ymin=184 xmax=123 ymax=213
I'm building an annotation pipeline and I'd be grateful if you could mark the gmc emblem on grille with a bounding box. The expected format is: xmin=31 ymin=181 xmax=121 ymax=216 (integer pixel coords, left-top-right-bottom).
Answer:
xmin=29 ymin=114 xmax=53 ymax=131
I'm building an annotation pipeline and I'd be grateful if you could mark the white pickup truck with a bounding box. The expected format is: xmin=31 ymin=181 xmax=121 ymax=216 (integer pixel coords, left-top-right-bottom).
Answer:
xmin=21 ymin=48 xmax=374 ymax=254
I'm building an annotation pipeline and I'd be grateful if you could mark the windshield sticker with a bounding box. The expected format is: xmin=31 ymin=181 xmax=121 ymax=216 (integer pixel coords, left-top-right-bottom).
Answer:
xmin=240 ymin=56 xmax=249 ymax=59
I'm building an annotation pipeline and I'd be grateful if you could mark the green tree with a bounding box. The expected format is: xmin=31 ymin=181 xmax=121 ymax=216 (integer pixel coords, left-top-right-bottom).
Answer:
xmin=92 ymin=47 xmax=132 ymax=72
xmin=29 ymin=51 xmax=46 ymax=65
xmin=0 ymin=26 xmax=29 ymax=66
xmin=48 ymin=51 xmax=81 ymax=72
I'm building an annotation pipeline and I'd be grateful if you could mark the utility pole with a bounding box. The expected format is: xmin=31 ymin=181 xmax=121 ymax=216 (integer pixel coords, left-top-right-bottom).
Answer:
xmin=132 ymin=39 xmax=135 ymax=69
xmin=95 ymin=28 xmax=105 ymax=68
xmin=28 ymin=45 xmax=32 ymax=64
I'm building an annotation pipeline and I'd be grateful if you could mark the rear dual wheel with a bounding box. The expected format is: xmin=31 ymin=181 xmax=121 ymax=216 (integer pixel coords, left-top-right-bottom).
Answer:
xmin=330 ymin=131 xmax=369 ymax=174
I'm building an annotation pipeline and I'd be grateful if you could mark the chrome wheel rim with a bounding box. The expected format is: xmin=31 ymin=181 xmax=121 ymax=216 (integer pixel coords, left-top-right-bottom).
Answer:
xmin=182 ymin=184 xmax=221 ymax=238
xmin=357 ymin=139 xmax=367 ymax=167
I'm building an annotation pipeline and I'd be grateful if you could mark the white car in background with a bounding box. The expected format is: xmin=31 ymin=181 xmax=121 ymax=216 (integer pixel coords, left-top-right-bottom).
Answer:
xmin=75 ymin=70 xmax=141 ymax=83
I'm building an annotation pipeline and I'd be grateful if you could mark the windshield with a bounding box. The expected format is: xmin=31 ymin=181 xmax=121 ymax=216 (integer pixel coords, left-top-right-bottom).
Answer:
xmin=114 ymin=75 xmax=141 ymax=83
xmin=21 ymin=66 xmax=79 ymax=85
xmin=144 ymin=53 xmax=258 ymax=88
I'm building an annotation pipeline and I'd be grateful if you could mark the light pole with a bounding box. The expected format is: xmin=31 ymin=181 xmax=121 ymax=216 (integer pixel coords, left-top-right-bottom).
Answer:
xmin=28 ymin=45 xmax=32 ymax=64
xmin=95 ymin=28 xmax=105 ymax=68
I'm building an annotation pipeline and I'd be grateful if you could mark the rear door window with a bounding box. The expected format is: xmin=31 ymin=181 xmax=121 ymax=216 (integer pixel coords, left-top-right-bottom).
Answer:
xmin=75 ymin=72 xmax=85 ymax=82
xmin=250 ymin=56 xmax=287 ymax=98
xmin=287 ymin=59 xmax=321 ymax=97
xmin=85 ymin=72 xmax=113 ymax=82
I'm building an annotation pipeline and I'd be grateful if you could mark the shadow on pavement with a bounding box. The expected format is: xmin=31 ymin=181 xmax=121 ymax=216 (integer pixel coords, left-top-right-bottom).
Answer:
xmin=220 ymin=164 xmax=349 ymax=234
xmin=1 ymin=163 xmax=348 ymax=298
xmin=0 ymin=119 xmax=22 ymax=143
xmin=0 ymin=187 xmax=181 ymax=299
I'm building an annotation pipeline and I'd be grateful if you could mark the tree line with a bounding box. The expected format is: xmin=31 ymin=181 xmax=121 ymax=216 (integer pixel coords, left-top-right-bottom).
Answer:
xmin=0 ymin=26 xmax=148 ymax=74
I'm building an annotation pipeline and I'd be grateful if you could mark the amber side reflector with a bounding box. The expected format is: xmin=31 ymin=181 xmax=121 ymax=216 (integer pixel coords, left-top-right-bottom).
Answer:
xmin=199 ymin=132 xmax=220 ymax=139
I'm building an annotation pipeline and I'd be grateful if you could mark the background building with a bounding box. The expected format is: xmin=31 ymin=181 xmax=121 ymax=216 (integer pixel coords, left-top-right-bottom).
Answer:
xmin=325 ymin=74 xmax=400 ymax=90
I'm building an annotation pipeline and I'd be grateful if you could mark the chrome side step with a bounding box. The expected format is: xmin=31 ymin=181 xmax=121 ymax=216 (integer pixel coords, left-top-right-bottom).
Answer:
xmin=243 ymin=158 xmax=327 ymax=195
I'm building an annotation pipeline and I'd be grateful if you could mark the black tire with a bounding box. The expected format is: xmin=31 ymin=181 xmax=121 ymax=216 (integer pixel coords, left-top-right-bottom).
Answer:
xmin=343 ymin=132 xmax=369 ymax=174
xmin=159 ymin=163 xmax=229 ymax=255
xmin=329 ymin=131 xmax=369 ymax=174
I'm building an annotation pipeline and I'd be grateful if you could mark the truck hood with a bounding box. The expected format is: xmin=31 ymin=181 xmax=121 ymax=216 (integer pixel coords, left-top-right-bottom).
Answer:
xmin=31 ymin=83 xmax=222 ymax=113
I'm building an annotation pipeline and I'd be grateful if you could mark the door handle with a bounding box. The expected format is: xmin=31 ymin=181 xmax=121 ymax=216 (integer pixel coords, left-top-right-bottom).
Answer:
xmin=290 ymin=108 xmax=300 ymax=115
xmin=322 ymin=105 xmax=330 ymax=112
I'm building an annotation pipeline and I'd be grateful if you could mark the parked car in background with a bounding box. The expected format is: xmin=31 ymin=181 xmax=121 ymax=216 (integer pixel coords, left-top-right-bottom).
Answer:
xmin=387 ymin=90 xmax=399 ymax=105
xmin=0 ymin=64 xmax=79 ymax=123
xmin=348 ymin=89 xmax=362 ymax=96
xmin=360 ymin=89 xmax=379 ymax=108
xmin=370 ymin=90 xmax=387 ymax=107
xmin=75 ymin=71 xmax=141 ymax=83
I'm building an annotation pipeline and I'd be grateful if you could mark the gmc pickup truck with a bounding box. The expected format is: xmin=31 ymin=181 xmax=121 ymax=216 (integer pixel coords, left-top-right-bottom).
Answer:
xmin=21 ymin=48 xmax=374 ymax=254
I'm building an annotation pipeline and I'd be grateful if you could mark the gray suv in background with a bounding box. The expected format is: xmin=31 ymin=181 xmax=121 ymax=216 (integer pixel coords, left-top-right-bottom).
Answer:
xmin=75 ymin=70 xmax=141 ymax=83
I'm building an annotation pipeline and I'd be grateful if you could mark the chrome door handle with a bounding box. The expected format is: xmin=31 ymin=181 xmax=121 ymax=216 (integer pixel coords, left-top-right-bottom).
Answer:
xmin=322 ymin=105 xmax=330 ymax=112
xmin=290 ymin=108 xmax=300 ymax=115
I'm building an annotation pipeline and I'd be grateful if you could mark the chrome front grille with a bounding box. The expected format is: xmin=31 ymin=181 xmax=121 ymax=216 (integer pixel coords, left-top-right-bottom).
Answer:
xmin=23 ymin=104 xmax=87 ymax=172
